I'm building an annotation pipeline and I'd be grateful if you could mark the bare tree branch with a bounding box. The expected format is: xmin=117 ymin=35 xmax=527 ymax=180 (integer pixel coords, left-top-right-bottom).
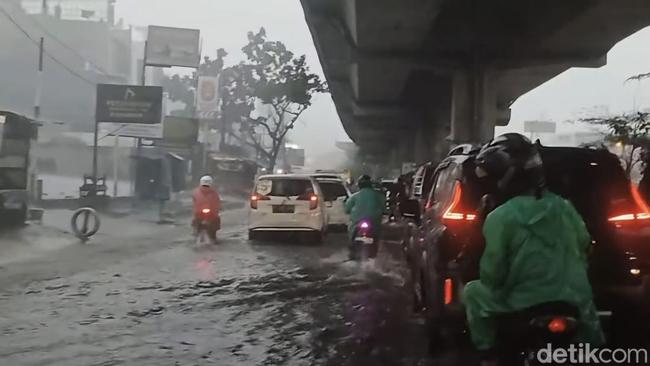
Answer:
xmin=627 ymin=73 xmax=650 ymax=83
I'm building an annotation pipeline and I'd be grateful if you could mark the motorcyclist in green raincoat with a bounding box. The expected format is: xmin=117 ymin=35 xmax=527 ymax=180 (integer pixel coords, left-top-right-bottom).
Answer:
xmin=344 ymin=175 xmax=385 ymax=240
xmin=463 ymin=134 xmax=604 ymax=364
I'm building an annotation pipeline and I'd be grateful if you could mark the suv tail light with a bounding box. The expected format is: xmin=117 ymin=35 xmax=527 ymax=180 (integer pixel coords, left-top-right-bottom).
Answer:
xmin=608 ymin=184 xmax=650 ymax=225
xmin=442 ymin=182 xmax=477 ymax=222
xmin=250 ymin=194 xmax=270 ymax=209
xmin=444 ymin=278 xmax=453 ymax=305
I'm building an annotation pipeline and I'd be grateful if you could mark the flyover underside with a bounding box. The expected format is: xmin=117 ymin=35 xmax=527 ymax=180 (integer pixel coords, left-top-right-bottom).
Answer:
xmin=301 ymin=0 xmax=650 ymax=166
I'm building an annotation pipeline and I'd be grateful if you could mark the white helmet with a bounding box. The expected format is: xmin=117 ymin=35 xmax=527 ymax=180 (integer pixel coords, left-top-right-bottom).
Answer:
xmin=200 ymin=175 xmax=213 ymax=187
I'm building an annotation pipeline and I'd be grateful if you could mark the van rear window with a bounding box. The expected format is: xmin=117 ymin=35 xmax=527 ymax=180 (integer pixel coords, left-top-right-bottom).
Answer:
xmin=256 ymin=179 xmax=313 ymax=197
xmin=319 ymin=182 xmax=348 ymax=201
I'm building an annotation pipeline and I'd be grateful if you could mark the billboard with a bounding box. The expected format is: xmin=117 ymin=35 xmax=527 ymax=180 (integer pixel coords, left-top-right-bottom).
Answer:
xmin=96 ymin=84 xmax=163 ymax=124
xmin=286 ymin=147 xmax=305 ymax=167
xmin=146 ymin=26 xmax=201 ymax=68
xmin=159 ymin=117 xmax=199 ymax=147
xmin=196 ymin=76 xmax=220 ymax=119
xmin=524 ymin=121 xmax=556 ymax=134
xmin=104 ymin=123 xmax=163 ymax=139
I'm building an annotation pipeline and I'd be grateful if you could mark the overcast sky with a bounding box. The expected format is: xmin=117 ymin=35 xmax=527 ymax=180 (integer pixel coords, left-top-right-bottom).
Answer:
xmin=116 ymin=0 xmax=650 ymax=154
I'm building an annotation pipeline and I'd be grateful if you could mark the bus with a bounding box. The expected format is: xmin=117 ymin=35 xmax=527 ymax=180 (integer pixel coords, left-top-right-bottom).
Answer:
xmin=0 ymin=111 xmax=37 ymax=225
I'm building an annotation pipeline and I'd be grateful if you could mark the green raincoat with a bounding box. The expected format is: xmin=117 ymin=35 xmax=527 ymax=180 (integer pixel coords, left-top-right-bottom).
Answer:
xmin=463 ymin=191 xmax=605 ymax=350
xmin=344 ymin=187 xmax=385 ymax=239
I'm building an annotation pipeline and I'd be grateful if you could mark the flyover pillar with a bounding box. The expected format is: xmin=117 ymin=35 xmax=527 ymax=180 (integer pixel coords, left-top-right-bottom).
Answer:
xmin=414 ymin=125 xmax=449 ymax=164
xmin=388 ymin=131 xmax=415 ymax=173
xmin=450 ymin=68 xmax=498 ymax=144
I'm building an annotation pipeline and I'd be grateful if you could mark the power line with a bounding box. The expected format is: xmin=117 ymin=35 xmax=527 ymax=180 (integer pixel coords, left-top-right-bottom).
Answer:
xmin=0 ymin=5 xmax=97 ymax=86
xmin=3 ymin=1 xmax=110 ymax=76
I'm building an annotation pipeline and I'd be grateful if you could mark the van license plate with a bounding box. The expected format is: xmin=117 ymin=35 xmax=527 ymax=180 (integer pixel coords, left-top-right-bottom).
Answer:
xmin=273 ymin=205 xmax=295 ymax=214
xmin=355 ymin=237 xmax=374 ymax=245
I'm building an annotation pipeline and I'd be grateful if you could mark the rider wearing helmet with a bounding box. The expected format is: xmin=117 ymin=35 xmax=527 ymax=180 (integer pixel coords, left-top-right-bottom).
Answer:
xmin=344 ymin=175 xmax=386 ymax=240
xmin=192 ymin=176 xmax=222 ymax=240
xmin=464 ymin=133 xmax=604 ymax=363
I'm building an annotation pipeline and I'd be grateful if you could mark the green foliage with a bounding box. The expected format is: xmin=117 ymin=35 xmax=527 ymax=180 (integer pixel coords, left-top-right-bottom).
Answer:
xmin=160 ymin=49 xmax=229 ymax=115
xmin=583 ymin=112 xmax=650 ymax=146
xmin=161 ymin=29 xmax=327 ymax=170
xmin=223 ymin=28 xmax=327 ymax=170
xmin=584 ymin=112 xmax=650 ymax=176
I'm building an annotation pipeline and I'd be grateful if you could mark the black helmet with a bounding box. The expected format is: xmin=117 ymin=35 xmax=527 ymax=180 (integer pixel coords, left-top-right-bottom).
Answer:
xmin=474 ymin=133 xmax=545 ymax=198
xmin=358 ymin=175 xmax=373 ymax=189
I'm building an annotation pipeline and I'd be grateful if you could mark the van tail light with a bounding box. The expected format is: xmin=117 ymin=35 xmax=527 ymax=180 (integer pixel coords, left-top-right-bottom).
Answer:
xmin=442 ymin=182 xmax=477 ymax=222
xmin=250 ymin=194 xmax=270 ymax=209
xmin=309 ymin=195 xmax=319 ymax=210
xmin=297 ymin=194 xmax=319 ymax=210
xmin=608 ymin=184 xmax=650 ymax=224
xmin=444 ymin=278 xmax=453 ymax=305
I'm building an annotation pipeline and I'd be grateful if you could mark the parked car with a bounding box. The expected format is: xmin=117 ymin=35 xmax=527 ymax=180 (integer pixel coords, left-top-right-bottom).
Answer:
xmin=403 ymin=145 xmax=650 ymax=350
xmin=313 ymin=177 xmax=351 ymax=228
xmin=248 ymin=174 xmax=329 ymax=243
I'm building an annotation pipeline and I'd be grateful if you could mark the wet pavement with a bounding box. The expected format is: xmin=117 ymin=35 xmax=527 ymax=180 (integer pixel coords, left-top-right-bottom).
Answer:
xmin=0 ymin=208 xmax=471 ymax=366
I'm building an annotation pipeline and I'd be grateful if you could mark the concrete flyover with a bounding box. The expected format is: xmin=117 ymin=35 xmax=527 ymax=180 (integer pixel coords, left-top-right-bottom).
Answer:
xmin=301 ymin=0 xmax=650 ymax=166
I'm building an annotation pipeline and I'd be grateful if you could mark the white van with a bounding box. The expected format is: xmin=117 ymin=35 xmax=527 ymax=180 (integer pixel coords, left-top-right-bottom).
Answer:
xmin=248 ymin=175 xmax=328 ymax=242
xmin=313 ymin=177 xmax=351 ymax=227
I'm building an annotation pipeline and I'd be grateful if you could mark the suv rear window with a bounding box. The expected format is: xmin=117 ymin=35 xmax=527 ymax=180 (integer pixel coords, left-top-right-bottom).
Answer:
xmin=319 ymin=181 xmax=348 ymax=201
xmin=256 ymin=178 xmax=313 ymax=197
xmin=541 ymin=147 xmax=632 ymax=228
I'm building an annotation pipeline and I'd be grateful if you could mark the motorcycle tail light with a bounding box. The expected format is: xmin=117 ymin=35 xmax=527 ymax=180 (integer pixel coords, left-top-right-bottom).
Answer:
xmin=547 ymin=318 xmax=568 ymax=334
xmin=201 ymin=208 xmax=211 ymax=214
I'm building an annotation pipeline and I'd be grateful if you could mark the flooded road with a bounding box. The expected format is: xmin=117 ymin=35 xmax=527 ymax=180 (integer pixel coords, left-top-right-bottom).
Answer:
xmin=0 ymin=208 xmax=468 ymax=366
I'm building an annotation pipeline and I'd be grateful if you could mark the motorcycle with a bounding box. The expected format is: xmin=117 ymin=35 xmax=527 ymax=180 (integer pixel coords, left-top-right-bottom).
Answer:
xmin=195 ymin=208 xmax=220 ymax=245
xmin=349 ymin=220 xmax=379 ymax=261
xmin=495 ymin=301 xmax=579 ymax=365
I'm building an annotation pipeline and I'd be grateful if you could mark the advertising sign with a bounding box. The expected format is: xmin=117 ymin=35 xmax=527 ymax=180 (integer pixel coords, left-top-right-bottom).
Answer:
xmin=524 ymin=121 xmax=557 ymax=134
xmin=96 ymin=84 xmax=163 ymax=124
xmin=160 ymin=117 xmax=199 ymax=147
xmin=146 ymin=26 xmax=201 ymax=68
xmin=104 ymin=123 xmax=163 ymax=139
xmin=196 ymin=76 xmax=220 ymax=119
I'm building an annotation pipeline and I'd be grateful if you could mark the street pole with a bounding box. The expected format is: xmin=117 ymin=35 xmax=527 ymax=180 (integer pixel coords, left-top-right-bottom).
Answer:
xmin=113 ymin=134 xmax=119 ymax=197
xmin=34 ymin=37 xmax=44 ymax=120
xmin=91 ymin=114 xmax=99 ymax=196
xmin=134 ymin=41 xmax=148 ymax=198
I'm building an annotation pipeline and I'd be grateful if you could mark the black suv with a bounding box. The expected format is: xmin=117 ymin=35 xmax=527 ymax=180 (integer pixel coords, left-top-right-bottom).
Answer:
xmin=404 ymin=145 xmax=650 ymax=348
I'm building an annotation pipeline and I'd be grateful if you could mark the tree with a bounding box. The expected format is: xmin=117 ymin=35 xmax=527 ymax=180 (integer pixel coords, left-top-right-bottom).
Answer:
xmin=223 ymin=28 xmax=327 ymax=171
xmin=584 ymin=112 xmax=650 ymax=177
xmin=627 ymin=72 xmax=650 ymax=82
xmin=161 ymin=49 xmax=228 ymax=116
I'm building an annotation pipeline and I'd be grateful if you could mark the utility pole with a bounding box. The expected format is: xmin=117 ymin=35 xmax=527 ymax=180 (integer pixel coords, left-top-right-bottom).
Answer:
xmin=113 ymin=134 xmax=119 ymax=197
xmin=34 ymin=37 xmax=44 ymax=119
xmin=41 ymin=0 xmax=48 ymax=15
xmin=133 ymin=41 xmax=148 ymax=198
xmin=92 ymin=103 xmax=99 ymax=196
